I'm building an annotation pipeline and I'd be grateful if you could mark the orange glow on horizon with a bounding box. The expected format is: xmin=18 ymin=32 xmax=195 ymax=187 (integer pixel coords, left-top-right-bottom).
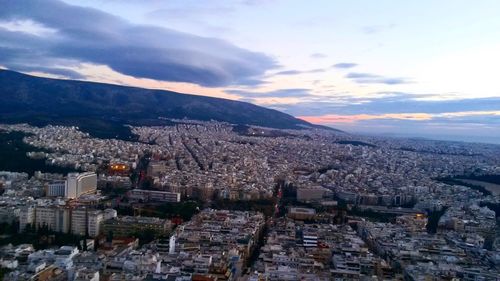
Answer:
xmin=298 ymin=111 xmax=500 ymax=124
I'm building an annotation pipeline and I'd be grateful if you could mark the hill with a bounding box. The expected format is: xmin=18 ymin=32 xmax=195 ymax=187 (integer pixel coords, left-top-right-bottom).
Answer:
xmin=0 ymin=70 xmax=331 ymax=139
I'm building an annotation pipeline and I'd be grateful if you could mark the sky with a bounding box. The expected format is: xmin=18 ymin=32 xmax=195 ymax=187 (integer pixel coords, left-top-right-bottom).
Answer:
xmin=0 ymin=0 xmax=499 ymax=143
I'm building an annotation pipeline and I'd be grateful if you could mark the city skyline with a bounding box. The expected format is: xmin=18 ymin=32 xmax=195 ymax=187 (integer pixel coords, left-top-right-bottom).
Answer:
xmin=1 ymin=0 xmax=499 ymax=143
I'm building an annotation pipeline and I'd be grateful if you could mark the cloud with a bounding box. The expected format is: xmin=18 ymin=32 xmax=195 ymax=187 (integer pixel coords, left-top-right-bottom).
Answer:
xmin=15 ymin=65 xmax=86 ymax=79
xmin=345 ymin=72 xmax=377 ymax=79
xmin=227 ymin=88 xmax=311 ymax=98
xmin=298 ymin=111 xmax=500 ymax=135
xmin=299 ymin=110 xmax=500 ymax=124
xmin=299 ymin=113 xmax=434 ymax=123
xmin=273 ymin=68 xmax=325 ymax=76
xmin=332 ymin=63 xmax=357 ymax=69
xmin=310 ymin=53 xmax=327 ymax=59
xmin=346 ymin=72 xmax=412 ymax=85
xmin=274 ymin=70 xmax=302 ymax=75
xmin=355 ymin=77 xmax=411 ymax=85
xmin=0 ymin=19 xmax=56 ymax=36
xmin=264 ymin=92 xmax=500 ymax=116
xmin=0 ymin=0 xmax=276 ymax=87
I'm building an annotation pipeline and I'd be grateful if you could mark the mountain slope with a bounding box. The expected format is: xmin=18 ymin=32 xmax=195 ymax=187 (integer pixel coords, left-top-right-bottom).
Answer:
xmin=0 ymin=70 xmax=330 ymax=139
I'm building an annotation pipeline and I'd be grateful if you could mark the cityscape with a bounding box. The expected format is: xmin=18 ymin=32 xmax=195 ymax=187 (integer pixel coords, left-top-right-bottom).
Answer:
xmin=0 ymin=121 xmax=499 ymax=280
xmin=1 ymin=1 xmax=500 ymax=281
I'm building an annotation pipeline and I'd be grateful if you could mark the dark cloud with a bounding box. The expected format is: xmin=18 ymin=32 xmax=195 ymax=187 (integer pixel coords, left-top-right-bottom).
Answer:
xmin=332 ymin=63 xmax=357 ymax=69
xmin=227 ymin=88 xmax=311 ymax=98
xmin=346 ymin=72 xmax=412 ymax=85
xmin=310 ymin=53 xmax=327 ymax=59
xmin=0 ymin=0 xmax=276 ymax=87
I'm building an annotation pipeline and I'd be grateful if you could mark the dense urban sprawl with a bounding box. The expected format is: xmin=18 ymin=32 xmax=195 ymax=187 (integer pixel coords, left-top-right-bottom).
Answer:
xmin=0 ymin=121 xmax=499 ymax=280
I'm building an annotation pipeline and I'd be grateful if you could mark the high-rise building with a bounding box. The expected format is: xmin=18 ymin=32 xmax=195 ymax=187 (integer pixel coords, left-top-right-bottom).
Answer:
xmin=65 ymin=172 xmax=97 ymax=199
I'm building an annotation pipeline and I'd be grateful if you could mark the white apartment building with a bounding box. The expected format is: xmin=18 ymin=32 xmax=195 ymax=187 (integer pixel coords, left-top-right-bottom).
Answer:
xmin=19 ymin=205 xmax=113 ymax=237
xmin=66 ymin=172 xmax=97 ymax=199
xmin=35 ymin=206 xmax=70 ymax=233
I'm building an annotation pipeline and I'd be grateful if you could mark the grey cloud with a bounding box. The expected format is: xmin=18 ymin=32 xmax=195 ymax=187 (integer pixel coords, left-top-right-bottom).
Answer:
xmin=274 ymin=70 xmax=302 ymax=75
xmin=273 ymin=68 xmax=325 ymax=76
xmin=269 ymin=92 xmax=500 ymax=116
xmin=227 ymin=88 xmax=311 ymax=98
xmin=346 ymin=72 xmax=379 ymax=79
xmin=0 ymin=0 xmax=276 ymax=87
xmin=310 ymin=53 xmax=327 ymax=59
xmin=332 ymin=63 xmax=357 ymax=69
xmin=346 ymin=72 xmax=412 ymax=85
xmin=355 ymin=77 xmax=411 ymax=85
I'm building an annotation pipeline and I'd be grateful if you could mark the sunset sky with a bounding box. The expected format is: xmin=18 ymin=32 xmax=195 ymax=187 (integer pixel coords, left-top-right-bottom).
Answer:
xmin=1 ymin=0 xmax=499 ymax=143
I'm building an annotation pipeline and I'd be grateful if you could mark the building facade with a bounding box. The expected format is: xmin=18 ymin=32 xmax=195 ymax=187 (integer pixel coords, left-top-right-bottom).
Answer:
xmin=128 ymin=189 xmax=181 ymax=203
xmin=66 ymin=172 xmax=97 ymax=199
xmin=47 ymin=181 xmax=66 ymax=197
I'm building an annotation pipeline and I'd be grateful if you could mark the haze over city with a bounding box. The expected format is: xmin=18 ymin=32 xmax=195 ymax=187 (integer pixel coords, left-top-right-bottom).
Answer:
xmin=1 ymin=0 xmax=499 ymax=143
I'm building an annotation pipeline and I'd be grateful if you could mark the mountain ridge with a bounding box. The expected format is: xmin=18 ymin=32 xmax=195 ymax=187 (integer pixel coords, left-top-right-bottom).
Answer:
xmin=0 ymin=70 xmax=336 ymax=139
